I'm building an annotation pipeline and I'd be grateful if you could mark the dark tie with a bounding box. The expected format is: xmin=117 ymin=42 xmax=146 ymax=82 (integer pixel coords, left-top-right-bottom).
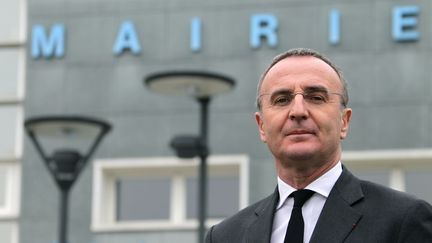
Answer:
xmin=284 ymin=189 xmax=315 ymax=243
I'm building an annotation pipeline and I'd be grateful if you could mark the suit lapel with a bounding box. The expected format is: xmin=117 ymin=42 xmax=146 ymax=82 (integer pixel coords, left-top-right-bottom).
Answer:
xmin=246 ymin=189 xmax=279 ymax=243
xmin=310 ymin=168 xmax=364 ymax=243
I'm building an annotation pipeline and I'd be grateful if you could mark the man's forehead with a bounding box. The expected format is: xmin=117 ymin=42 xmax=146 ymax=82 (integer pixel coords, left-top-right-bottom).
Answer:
xmin=264 ymin=83 xmax=332 ymax=95
xmin=267 ymin=56 xmax=337 ymax=76
xmin=262 ymin=56 xmax=342 ymax=91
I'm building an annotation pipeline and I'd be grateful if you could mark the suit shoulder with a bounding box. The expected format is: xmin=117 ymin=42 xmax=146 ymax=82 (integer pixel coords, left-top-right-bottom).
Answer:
xmin=214 ymin=193 xmax=274 ymax=228
xmin=358 ymin=179 xmax=432 ymax=211
xmin=208 ymin=192 xmax=276 ymax=240
xmin=356 ymin=179 xmax=432 ymax=240
xmin=360 ymin=179 xmax=419 ymax=201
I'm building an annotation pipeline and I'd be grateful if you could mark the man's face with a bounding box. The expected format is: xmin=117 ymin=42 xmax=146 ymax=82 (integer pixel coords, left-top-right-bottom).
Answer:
xmin=255 ymin=56 xmax=352 ymax=168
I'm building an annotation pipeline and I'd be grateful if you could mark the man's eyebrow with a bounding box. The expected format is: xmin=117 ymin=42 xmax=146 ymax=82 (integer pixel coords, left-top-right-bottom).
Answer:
xmin=259 ymin=88 xmax=292 ymax=98
xmin=302 ymin=85 xmax=329 ymax=93
xmin=271 ymin=89 xmax=293 ymax=96
xmin=259 ymin=85 xmax=331 ymax=98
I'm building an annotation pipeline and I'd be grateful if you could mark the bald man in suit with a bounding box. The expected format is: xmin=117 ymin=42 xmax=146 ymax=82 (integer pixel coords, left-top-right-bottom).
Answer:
xmin=205 ymin=48 xmax=432 ymax=243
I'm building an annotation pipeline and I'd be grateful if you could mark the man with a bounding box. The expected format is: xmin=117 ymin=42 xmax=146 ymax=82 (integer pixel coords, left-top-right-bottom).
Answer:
xmin=205 ymin=48 xmax=432 ymax=243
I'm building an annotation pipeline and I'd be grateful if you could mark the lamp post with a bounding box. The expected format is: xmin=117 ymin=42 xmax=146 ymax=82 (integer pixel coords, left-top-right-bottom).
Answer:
xmin=24 ymin=116 xmax=111 ymax=243
xmin=144 ymin=71 xmax=235 ymax=243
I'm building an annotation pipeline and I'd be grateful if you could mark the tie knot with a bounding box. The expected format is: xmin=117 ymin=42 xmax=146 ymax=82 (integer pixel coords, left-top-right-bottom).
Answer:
xmin=290 ymin=189 xmax=315 ymax=208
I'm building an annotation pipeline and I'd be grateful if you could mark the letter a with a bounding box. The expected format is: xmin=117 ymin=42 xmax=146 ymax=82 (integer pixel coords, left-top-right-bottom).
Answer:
xmin=112 ymin=21 xmax=142 ymax=55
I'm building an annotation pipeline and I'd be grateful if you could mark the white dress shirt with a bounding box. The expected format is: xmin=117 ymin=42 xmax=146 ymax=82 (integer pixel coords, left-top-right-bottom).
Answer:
xmin=270 ymin=162 xmax=343 ymax=243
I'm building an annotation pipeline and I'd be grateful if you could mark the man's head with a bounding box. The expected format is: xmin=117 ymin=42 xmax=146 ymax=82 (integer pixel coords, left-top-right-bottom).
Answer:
xmin=256 ymin=48 xmax=349 ymax=111
xmin=255 ymin=48 xmax=352 ymax=172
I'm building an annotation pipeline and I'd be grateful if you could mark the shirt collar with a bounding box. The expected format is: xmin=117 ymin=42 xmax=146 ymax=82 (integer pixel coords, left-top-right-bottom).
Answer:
xmin=276 ymin=161 xmax=343 ymax=209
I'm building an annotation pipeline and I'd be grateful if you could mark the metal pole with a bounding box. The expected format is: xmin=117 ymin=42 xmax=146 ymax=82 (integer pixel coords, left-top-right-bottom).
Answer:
xmin=197 ymin=97 xmax=210 ymax=243
xmin=59 ymin=188 xmax=70 ymax=243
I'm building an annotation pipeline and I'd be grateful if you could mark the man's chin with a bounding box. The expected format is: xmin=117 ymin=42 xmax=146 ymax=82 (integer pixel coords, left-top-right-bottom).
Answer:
xmin=281 ymin=146 xmax=319 ymax=162
xmin=286 ymin=153 xmax=315 ymax=162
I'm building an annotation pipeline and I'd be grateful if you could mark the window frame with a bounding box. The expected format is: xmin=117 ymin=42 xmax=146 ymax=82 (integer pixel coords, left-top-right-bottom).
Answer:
xmin=91 ymin=155 xmax=249 ymax=232
xmin=0 ymin=160 xmax=20 ymax=243
xmin=0 ymin=0 xmax=25 ymax=241
xmin=0 ymin=49 xmax=26 ymax=103
xmin=0 ymin=0 xmax=27 ymax=45
xmin=0 ymin=221 xmax=18 ymax=243
xmin=343 ymin=149 xmax=432 ymax=192
xmin=0 ymin=106 xmax=24 ymax=159
xmin=0 ymin=106 xmax=23 ymax=243
xmin=0 ymin=161 xmax=20 ymax=219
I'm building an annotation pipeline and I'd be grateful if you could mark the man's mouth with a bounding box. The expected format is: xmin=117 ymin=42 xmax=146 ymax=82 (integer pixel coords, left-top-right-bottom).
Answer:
xmin=286 ymin=129 xmax=315 ymax=136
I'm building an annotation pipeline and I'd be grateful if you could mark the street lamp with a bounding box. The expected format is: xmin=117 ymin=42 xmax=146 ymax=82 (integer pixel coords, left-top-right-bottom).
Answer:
xmin=145 ymin=71 xmax=235 ymax=243
xmin=24 ymin=116 xmax=112 ymax=243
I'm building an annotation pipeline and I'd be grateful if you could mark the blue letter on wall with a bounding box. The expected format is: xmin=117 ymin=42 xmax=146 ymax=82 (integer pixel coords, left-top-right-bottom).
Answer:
xmin=392 ymin=6 xmax=420 ymax=42
xmin=112 ymin=21 xmax=142 ymax=55
xmin=31 ymin=24 xmax=65 ymax=59
xmin=190 ymin=17 xmax=202 ymax=52
xmin=329 ymin=9 xmax=341 ymax=45
xmin=250 ymin=14 xmax=278 ymax=49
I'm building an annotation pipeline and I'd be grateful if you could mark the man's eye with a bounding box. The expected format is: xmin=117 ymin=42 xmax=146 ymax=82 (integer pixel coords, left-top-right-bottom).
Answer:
xmin=305 ymin=93 xmax=327 ymax=103
xmin=273 ymin=96 xmax=292 ymax=105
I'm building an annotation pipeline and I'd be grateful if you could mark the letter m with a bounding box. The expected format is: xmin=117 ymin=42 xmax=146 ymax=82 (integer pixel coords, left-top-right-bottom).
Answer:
xmin=31 ymin=24 xmax=65 ymax=59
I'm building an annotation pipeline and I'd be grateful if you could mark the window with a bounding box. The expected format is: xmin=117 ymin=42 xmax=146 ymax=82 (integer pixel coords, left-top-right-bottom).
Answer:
xmin=0 ymin=49 xmax=25 ymax=102
xmin=116 ymin=177 xmax=171 ymax=221
xmin=342 ymin=149 xmax=432 ymax=204
xmin=0 ymin=160 xmax=20 ymax=243
xmin=0 ymin=162 xmax=20 ymax=219
xmin=186 ymin=175 xmax=239 ymax=219
xmin=0 ymin=169 xmax=6 ymax=207
xmin=0 ymin=91 xmax=22 ymax=243
xmin=0 ymin=106 xmax=23 ymax=158
xmin=92 ymin=155 xmax=249 ymax=232
xmin=0 ymin=0 xmax=25 ymax=242
xmin=0 ymin=222 xmax=18 ymax=243
xmin=0 ymin=0 xmax=26 ymax=44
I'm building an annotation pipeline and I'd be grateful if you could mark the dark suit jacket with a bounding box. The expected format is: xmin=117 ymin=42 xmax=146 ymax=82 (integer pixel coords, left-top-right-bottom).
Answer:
xmin=206 ymin=167 xmax=432 ymax=243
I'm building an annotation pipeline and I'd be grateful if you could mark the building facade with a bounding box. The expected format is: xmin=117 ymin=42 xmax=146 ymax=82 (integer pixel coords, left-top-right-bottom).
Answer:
xmin=0 ymin=0 xmax=26 ymax=242
xmin=9 ymin=0 xmax=432 ymax=243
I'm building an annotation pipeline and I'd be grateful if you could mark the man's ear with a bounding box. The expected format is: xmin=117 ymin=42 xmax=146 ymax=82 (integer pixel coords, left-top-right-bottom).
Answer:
xmin=340 ymin=108 xmax=352 ymax=139
xmin=255 ymin=112 xmax=267 ymax=143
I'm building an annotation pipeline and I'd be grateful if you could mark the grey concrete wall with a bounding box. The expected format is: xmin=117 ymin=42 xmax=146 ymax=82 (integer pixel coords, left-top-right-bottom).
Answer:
xmin=22 ymin=0 xmax=432 ymax=243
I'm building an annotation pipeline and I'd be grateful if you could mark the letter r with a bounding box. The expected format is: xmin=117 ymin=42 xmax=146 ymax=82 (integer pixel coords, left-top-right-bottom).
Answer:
xmin=250 ymin=14 xmax=278 ymax=49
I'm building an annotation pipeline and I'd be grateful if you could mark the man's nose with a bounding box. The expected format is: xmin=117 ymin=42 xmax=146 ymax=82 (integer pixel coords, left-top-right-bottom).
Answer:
xmin=288 ymin=95 xmax=309 ymax=120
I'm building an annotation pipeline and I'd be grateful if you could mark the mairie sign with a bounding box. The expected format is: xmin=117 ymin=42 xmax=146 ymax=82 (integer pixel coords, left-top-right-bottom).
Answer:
xmin=31 ymin=6 xmax=420 ymax=59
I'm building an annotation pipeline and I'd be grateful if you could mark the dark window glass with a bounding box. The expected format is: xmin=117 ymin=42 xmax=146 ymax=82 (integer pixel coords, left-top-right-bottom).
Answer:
xmin=186 ymin=175 xmax=239 ymax=219
xmin=405 ymin=170 xmax=432 ymax=204
xmin=350 ymin=170 xmax=389 ymax=187
xmin=116 ymin=177 xmax=171 ymax=221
